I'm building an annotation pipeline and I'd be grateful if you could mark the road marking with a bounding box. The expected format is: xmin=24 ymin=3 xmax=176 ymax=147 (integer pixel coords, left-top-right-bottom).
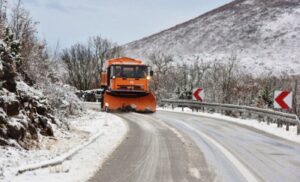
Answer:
xmin=181 ymin=122 xmax=258 ymax=182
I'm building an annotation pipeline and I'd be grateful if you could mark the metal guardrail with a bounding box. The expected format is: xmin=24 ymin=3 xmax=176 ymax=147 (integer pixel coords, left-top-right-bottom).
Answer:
xmin=161 ymin=99 xmax=300 ymax=135
xmin=83 ymin=102 xmax=101 ymax=111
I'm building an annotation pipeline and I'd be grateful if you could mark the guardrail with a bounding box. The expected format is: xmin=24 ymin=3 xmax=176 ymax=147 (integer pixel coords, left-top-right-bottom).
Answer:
xmin=161 ymin=99 xmax=300 ymax=135
xmin=82 ymin=102 xmax=101 ymax=111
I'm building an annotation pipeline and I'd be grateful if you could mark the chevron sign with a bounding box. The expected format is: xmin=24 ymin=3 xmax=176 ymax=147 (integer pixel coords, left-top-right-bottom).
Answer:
xmin=193 ymin=88 xmax=205 ymax=102
xmin=274 ymin=91 xmax=292 ymax=110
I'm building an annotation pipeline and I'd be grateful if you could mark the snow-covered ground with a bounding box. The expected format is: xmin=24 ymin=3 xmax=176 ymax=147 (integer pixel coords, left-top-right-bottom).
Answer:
xmin=159 ymin=107 xmax=300 ymax=144
xmin=0 ymin=109 xmax=127 ymax=182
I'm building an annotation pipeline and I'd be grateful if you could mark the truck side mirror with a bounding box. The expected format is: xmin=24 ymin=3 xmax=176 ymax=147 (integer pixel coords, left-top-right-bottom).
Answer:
xmin=150 ymin=70 xmax=154 ymax=77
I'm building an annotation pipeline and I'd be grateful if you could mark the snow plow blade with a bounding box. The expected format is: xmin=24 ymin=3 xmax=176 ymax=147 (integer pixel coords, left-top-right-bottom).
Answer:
xmin=103 ymin=92 xmax=156 ymax=113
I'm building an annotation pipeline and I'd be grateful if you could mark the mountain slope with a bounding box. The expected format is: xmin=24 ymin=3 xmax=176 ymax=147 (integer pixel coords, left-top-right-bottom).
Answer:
xmin=123 ymin=0 xmax=300 ymax=75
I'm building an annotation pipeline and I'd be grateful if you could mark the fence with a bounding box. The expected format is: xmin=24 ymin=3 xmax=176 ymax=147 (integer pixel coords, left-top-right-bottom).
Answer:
xmin=161 ymin=99 xmax=300 ymax=135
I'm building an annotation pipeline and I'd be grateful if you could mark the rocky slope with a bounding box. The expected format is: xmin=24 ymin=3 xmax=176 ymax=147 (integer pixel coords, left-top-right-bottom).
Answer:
xmin=123 ymin=0 xmax=300 ymax=75
xmin=0 ymin=37 xmax=57 ymax=149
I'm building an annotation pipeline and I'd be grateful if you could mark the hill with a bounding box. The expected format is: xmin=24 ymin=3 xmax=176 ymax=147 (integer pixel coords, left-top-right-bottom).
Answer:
xmin=123 ymin=0 xmax=300 ymax=75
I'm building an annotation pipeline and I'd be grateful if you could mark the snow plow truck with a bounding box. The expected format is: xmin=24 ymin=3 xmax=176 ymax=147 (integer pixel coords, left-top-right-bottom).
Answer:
xmin=100 ymin=57 xmax=156 ymax=113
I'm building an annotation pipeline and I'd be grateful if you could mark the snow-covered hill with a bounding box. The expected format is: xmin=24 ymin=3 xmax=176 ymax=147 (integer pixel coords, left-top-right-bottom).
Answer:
xmin=123 ymin=0 xmax=300 ymax=76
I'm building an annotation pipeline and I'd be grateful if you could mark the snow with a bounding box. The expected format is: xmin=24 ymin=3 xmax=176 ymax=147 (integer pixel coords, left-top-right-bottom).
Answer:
xmin=0 ymin=89 xmax=17 ymax=103
xmin=242 ymin=0 xmax=256 ymax=5
xmin=124 ymin=1 xmax=300 ymax=76
xmin=0 ymin=39 xmax=6 ymax=46
xmin=158 ymin=107 xmax=300 ymax=144
xmin=0 ymin=109 xmax=128 ymax=182
xmin=16 ymin=81 xmax=43 ymax=99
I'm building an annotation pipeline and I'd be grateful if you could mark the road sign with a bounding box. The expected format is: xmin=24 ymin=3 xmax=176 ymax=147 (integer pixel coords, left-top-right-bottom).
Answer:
xmin=193 ymin=88 xmax=205 ymax=101
xmin=274 ymin=91 xmax=292 ymax=110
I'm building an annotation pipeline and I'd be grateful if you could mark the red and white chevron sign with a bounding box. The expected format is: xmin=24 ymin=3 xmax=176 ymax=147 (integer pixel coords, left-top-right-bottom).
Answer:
xmin=274 ymin=91 xmax=292 ymax=110
xmin=193 ymin=88 xmax=205 ymax=101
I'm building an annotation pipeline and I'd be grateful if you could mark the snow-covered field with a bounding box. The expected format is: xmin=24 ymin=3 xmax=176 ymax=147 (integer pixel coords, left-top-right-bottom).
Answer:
xmin=159 ymin=107 xmax=300 ymax=144
xmin=0 ymin=110 xmax=127 ymax=182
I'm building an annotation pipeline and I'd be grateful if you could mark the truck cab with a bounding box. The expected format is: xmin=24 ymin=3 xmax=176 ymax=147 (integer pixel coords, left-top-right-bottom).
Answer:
xmin=101 ymin=57 xmax=153 ymax=96
xmin=100 ymin=57 xmax=156 ymax=112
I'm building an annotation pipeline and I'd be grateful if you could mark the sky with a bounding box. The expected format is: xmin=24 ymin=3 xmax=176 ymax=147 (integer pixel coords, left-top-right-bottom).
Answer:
xmin=10 ymin=0 xmax=232 ymax=48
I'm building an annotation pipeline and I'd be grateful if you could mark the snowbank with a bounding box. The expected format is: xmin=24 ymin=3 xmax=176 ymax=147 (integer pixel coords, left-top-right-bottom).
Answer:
xmin=158 ymin=107 xmax=300 ymax=144
xmin=0 ymin=110 xmax=127 ymax=182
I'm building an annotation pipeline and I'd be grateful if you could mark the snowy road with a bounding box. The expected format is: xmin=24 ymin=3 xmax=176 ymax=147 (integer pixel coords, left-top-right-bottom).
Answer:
xmin=155 ymin=111 xmax=300 ymax=182
xmin=89 ymin=112 xmax=215 ymax=182
xmin=90 ymin=111 xmax=300 ymax=182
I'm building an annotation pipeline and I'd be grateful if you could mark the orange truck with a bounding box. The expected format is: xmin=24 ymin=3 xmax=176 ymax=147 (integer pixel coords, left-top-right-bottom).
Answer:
xmin=100 ymin=57 xmax=156 ymax=112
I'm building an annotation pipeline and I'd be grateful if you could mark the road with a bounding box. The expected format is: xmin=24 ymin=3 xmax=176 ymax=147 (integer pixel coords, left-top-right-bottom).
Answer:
xmin=90 ymin=111 xmax=300 ymax=182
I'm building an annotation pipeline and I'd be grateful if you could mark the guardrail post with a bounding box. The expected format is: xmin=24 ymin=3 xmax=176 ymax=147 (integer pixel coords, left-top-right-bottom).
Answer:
xmin=263 ymin=116 xmax=268 ymax=123
xmin=248 ymin=112 xmax=252 ymax=119
xmin=276 ymin=119 xmax=280 ymax=128
xmin=296 ymin=115 xmax=300 ymax=135
xmin=286 ymin=122 xmax=289 ymax=131
xmin=270 ymin=118 xmax=274 ymax=124
xmin=239 ymin=111 xmax=243 ymax=117
xmin=172 ymin=104 xmax=174 ymax=110
xmin=267 ymin=117 xmax=274 ymax=125
xmin=241 ymin=111 xmax=247 ymax=119
xmin=257 ymin=115 xmax=262 ymax=123
xmin=277 ymin=119 xmax=283 ymax=128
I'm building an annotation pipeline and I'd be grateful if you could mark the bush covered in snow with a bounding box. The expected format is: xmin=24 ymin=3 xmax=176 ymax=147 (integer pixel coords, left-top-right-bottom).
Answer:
xmin=40 ymin=82 xmax=83 ymax=119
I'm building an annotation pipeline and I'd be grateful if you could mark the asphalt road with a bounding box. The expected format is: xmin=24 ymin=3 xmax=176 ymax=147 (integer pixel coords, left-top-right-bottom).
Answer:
xmin=90 ymin=111 xmax=300 ymax=182
xmin=89 ymin=112 xmax=215 ymax=182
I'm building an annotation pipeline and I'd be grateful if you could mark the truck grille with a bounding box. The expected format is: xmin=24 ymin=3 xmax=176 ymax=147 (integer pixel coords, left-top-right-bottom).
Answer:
xmin=117 ymin=85 xmax=143 ymax=90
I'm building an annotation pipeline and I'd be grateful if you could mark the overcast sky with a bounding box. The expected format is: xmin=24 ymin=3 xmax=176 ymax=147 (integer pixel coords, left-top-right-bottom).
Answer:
xmin=11 ymin=0 xmax=232 ymax=48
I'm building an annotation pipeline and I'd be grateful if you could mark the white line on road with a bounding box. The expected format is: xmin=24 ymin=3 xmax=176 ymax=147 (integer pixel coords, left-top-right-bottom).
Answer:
xmin=181 ymin=122 xmax=258 ymax=182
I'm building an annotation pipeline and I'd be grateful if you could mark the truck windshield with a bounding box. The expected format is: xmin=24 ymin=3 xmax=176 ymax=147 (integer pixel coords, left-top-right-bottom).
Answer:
xmin=111 ymin=65 xmax=148 ymax=78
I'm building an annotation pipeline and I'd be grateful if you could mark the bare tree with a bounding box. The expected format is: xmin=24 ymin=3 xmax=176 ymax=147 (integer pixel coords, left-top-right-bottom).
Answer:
xmin=89 ymin=36 xmax=122 ymax=87
xmin=0 ymin=0 xmax=7 ymax=37
xmin=0 ymin=0 xmax=6 ymax=22
xmin=149 ymin=53 xmax=174 ymax=99
xmin=62 ymin=36 xmax=122 ymax=90
xmin=62 ymin=43 xmax=97 ymax=90
xmin=193 ymin=56 xmax=240 ymax=104
xmin=220 ymin=55 xmax=239 ymax=103
xmin=9 ymin=0 xmax=43 ymax=77
xmin=192 ymin=60 xmax=210 ymax=87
